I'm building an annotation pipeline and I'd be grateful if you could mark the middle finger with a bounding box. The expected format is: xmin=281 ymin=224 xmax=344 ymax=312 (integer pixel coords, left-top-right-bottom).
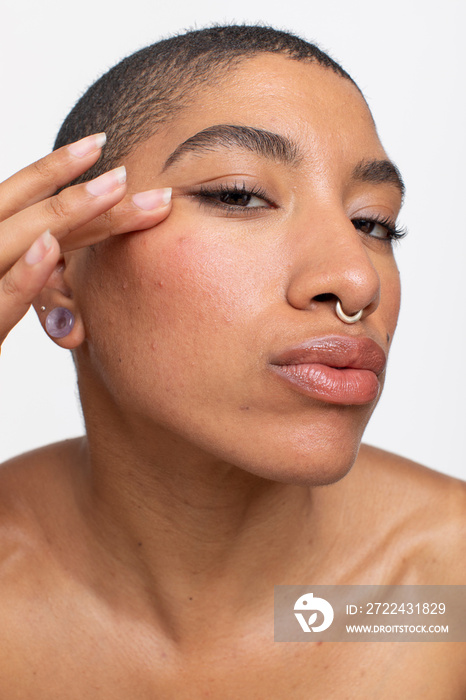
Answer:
xmin=58 ymin=187 xmax=173 ymax=252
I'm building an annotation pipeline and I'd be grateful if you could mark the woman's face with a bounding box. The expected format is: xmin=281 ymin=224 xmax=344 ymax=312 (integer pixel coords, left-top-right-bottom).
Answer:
xmin=72 ymin=54 xmax=402 ymax=484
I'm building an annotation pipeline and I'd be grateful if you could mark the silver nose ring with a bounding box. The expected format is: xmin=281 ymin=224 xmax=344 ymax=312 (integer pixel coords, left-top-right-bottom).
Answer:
xmin=335 ymin=299 xmax=363 ymax=324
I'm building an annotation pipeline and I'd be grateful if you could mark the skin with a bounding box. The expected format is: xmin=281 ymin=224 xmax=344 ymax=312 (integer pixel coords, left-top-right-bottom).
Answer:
xmin=0 ymin=54 xmax=465 ymax=698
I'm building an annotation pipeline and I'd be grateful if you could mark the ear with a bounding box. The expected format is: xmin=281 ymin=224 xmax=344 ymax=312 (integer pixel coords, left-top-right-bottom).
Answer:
xmin=33 ymin=254 xmax=86 ymax=350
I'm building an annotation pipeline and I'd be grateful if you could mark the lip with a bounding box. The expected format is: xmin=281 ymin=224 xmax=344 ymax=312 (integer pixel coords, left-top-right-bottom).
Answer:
xmin=269 ymin=335 xmax=387 ymax=405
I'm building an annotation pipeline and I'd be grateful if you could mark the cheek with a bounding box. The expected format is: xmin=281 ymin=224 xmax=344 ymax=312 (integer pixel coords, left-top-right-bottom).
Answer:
xmin=132 ymin=230 xmax=262 ymax=335
xmin=381 ymin=261 xmax=401 ymax=339
xmin=80 ymin=227 xmax=276 ymax=404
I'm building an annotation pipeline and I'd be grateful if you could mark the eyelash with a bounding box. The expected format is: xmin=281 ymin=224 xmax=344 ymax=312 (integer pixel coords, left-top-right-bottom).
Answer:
xmin=193 ymin=183 xmax=407 ymax=242
xmin=195 ymin=182 xmax=274 ymax=214
xmin=352 ymin=216 xmax=408 ymax=243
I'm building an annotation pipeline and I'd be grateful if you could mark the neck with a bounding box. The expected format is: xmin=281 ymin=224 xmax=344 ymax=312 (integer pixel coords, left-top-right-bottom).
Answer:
xmin=72 ymin=365 xmax=351 ymax=643
xmin=72 ymin=422 xmax=348 ymax=643
xmin=85 ymin=427 xmax=314 ymax=584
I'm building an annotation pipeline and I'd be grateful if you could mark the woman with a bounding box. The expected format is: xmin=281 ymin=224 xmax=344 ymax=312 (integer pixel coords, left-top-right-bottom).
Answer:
xmin=0 ymin=25 xmax=464 ymax=698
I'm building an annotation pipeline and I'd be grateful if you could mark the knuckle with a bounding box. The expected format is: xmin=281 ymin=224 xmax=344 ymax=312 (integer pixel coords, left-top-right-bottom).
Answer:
xmin=45 ymin=193 xmax=69 ymax=221
xmin=2 ymin=271 xmax=20 ymax=299
xmin=31 ymin=156 xmax=56 ymax=183
xmin=99 ymin=209 xmax=114 ymax=232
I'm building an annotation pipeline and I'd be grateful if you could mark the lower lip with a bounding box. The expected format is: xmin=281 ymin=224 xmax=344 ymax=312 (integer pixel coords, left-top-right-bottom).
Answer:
xmin=271 ymin=363 xmax=381 ymax=405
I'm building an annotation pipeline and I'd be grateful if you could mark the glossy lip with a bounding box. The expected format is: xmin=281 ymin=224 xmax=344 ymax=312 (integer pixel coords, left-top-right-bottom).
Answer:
xmin=269 ymin=335 xmax=387 ymax=405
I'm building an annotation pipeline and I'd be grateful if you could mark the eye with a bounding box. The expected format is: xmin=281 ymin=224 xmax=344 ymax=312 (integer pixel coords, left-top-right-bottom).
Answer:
xmin=352 ymin=217 xmax=407 ymax=242
xmin=194 ymin=182 xmax=274 ymax=213
xmin=215 ymin=190 xmax=265 ymax=208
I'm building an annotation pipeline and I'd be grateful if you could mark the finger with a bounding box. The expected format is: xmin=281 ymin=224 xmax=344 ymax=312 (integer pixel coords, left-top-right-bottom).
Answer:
xmin=0 ymin=166 xmax=127 ymax=276
xmin=0 ymin=231 xmax=60 ymax=347
xmin=0 ymin=133 xmax=107 ymax=221
xmin=59 ymin=188 xmax=173 ymax=252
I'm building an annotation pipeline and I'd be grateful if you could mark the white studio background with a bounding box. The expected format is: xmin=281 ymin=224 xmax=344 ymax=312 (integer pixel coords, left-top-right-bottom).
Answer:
xmin=1 ymin=0 xmax=465 ymax=478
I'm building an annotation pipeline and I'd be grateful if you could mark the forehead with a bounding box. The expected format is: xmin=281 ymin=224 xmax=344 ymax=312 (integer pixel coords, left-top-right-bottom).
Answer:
xmin=127 ymin=53 xmax=387 ymax=183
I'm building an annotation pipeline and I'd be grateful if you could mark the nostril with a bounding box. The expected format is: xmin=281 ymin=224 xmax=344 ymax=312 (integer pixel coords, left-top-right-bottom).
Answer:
xmin=313 ymin=293 xmax=336 ymax=303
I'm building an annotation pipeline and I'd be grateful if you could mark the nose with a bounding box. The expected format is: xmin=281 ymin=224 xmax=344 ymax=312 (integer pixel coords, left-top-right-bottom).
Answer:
xmin=285 ymin=209 xmax=381 ymax=320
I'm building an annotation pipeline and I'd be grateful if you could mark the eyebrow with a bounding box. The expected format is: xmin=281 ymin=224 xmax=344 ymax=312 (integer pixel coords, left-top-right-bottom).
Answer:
xmin=161 ymin=123 xmax=406 ymax=200
xmin=161 ymin=124 xmax=302 ymax=171
xmin=352 ymin=159 xmax=405 ymax=201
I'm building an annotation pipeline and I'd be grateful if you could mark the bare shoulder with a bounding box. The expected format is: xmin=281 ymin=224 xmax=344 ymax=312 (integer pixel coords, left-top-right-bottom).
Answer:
xmin=355 ymin=444 xmax=466 ymax=583
xmin=0 ymin=438 xmax=84 ymax=509
xmin=0 ymin=438 xmax=84 ymax=577
xmin=0 ymin=441 xmax=91 ymax=690
xmin=357 ymin=443 xmax=466 ymax=509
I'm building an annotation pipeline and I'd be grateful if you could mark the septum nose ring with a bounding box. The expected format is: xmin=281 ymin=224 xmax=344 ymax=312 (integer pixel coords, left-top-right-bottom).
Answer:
xmin=335 ymin=299 xmax=363 ymax=324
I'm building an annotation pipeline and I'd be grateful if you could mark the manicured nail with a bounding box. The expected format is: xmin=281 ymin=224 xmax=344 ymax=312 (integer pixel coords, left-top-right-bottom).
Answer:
xmin=67 ymin=133 xmax=107 ymax=158
xmin=86 ymin=166 xmax=126 ymax=196
xmin=132 ymin=188 xmax=172 ymax=210
xmin=25 ymin=230 xmax=53 ymax=266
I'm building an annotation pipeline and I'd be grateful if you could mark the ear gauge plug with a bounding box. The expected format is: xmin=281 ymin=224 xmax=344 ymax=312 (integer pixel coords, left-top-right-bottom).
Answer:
xmin=45 ymin=307 xmax=75 ymax=338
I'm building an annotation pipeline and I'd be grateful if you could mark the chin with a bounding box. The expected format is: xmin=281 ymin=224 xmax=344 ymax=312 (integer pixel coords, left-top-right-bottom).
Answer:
xmin=187 ymin=410 xmax=367 ymax=488
xmin=231 ymin=442 xmax=361 ymax=487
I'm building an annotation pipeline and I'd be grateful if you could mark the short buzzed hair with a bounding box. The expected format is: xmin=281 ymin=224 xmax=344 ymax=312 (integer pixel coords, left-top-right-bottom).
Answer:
xmin=54 ymin=24 xmax=356 ymax=183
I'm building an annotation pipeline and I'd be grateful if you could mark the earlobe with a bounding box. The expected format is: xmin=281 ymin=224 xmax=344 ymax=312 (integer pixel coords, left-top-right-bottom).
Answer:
xmin=33 ymin=256 xmax=86 ymax=350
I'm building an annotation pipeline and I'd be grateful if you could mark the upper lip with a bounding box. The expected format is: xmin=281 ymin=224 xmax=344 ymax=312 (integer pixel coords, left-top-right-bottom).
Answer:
xmin=270 ymin=335 xmax=387 ymax=376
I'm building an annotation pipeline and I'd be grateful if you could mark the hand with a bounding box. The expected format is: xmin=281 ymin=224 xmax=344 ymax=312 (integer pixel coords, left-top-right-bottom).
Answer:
xmin=0 ymin=133 xmax=172 ymax=351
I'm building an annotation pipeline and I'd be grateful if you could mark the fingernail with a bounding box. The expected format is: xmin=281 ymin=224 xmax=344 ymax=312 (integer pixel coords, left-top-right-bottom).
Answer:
xmin=67 ymin=133 xmax=107 ymax=158
xmin=132 ymin=188 xmax=172 ymax=210
xmin=25 ymin=230 xmax=53 ymax=265
xmin=86 ymin=166 xmax=126 ymax=196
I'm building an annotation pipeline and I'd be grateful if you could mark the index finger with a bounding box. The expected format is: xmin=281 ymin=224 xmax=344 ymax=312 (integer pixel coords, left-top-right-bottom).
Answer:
xmin=0 ymin=133 xmax=107 ymax=221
